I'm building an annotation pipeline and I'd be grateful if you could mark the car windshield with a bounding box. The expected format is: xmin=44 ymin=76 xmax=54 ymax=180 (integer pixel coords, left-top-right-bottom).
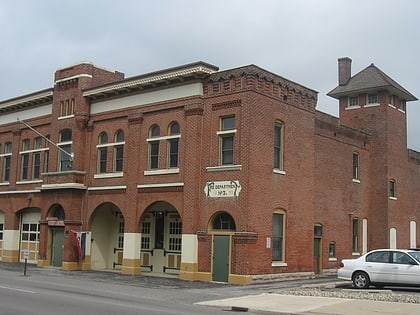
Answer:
xmin=408 ymin=251 xmax=420 ymax=263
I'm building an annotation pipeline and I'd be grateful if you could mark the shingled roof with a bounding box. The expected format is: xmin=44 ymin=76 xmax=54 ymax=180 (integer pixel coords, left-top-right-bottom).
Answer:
xmin=328 ymin=63 xmax=417 ymax=101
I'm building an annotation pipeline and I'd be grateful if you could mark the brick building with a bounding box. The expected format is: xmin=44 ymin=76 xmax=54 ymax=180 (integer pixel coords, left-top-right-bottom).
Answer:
xmin=0 ymin=58 xmax=418 ymax=284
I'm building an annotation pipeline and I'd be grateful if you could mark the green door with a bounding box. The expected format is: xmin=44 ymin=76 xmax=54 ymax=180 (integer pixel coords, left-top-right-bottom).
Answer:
xmin=212 ymin=235 xmax=230 ymax=282
xmin=51 ymin=228 xmax=64 ymax=267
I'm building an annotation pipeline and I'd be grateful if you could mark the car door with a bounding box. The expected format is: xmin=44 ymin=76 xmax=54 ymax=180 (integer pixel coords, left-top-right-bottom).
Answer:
xmin=390 ymin=251 xmax=420 ymax=285
xmin=365 ymin=251 xmax=392 ymax=283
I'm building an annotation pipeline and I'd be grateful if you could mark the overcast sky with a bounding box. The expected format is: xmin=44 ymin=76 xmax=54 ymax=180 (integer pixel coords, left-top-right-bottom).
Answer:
xmin=1 ymin=0 xmax=419 ymax=150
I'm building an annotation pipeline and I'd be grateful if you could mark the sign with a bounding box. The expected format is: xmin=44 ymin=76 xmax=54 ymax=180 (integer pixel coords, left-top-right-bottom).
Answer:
xmin=204 ymin=180 xmax=241 ymax=198
xmin=23 ymin=249 xmax=29 ymax=260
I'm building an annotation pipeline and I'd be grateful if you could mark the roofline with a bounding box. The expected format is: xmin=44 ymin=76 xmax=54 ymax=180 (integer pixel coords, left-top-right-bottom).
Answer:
xmin=0 ymin=88 xmax=54 ymax=112
xmin=83 ymin=61 xmax=219 ymax=98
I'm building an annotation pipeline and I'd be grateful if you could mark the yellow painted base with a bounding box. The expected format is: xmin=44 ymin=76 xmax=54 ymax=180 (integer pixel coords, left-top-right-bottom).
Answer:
xmin=1 ymin=249 xmax=19 ymax=262
xmin=228 ymin=274 xmax=252 ymax=285
xmin=179 ymin=271 xmax=212 ymax=282
xmin=37 ymin=259 xmax=49 ymax=267
xmin=81 ymin=256 xmax=91 ymax=270
xmin=122 ymin=258 xmax=141 ymax=275
xmin=62 ymin=261 xmax=81 ymax=271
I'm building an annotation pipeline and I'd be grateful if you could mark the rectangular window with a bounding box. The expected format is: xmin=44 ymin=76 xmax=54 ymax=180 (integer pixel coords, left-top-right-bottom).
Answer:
xmin=367 ymin=93 xmax=378 ymax=104
xmin=0 ymin=223 xmax=3 ymax=240
xmin=98 ymin=147 xmax=107 ymax=173
xmin=33 ymin=152 xmax=41 ymax=179
xmin=329 ymin=242 xmax=336 ymax=258
xmin=168 ymin=139 xmax=179 ymax=168
xmin=59 ymin=144 xmax=72 ymax=171
xmin=348 ymin=96 xmax=359 ymax=107
xmin=114 ymin=145 xmax=124 ymax=172
xmin=389 ymin=94 xmax=395 ymax=105
xmin=219 ymin=116 xmax=235 ymax=165
xmin=274 ymin=122 xmax=284 ymax=170
xmin=3 ymin=156 xmax=11 ymax=182
xmin=21 ymin=153 xmax=29 ymax=180
xmin=272 ymin=213 xmax=285 ymax=261
xmin=353 ymin=152 xmax=359 ymax=180
xmin=352 ymin=218 xmax=359 ymax=253
xmin=389 ymin=179 xmax=396 ymax=198
xmin=149 ymin=141 xmax=159 ymax=169
xmin=168 ymin=218 xmax=182 ymax=251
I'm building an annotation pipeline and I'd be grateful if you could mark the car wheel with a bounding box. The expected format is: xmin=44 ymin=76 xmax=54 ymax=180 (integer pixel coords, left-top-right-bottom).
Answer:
xmin=352 ymin=271 xmax=370 ymax=289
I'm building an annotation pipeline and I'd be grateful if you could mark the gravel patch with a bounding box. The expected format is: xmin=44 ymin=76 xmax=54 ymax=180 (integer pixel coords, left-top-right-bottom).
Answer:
xmin=275 ymin=284 xmax=420 ymax=304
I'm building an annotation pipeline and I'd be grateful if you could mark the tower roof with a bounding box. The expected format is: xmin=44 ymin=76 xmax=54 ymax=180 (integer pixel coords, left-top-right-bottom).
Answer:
xmin=328 ymin=63 xmax=417 ymax=101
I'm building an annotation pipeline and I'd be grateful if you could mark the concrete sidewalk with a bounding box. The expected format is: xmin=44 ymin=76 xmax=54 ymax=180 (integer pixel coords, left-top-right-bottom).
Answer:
xmin=196 ymin=293 xmax=420 ymax=314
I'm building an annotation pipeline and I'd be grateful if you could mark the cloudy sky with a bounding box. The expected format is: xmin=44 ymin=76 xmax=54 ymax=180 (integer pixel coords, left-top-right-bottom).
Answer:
xmin=1 ymin=0 xmax=419 ymax=149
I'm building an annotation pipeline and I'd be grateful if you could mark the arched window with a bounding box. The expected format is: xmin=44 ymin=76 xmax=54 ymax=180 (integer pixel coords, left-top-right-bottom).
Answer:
xmin=211 ymin=212 xmax=236 ymax=231
xmin=114 ymin=130 xmax=124 ymax=172
xmin=97 ymin=132 xmax=108 ymax=173
xmin=274 ymin=121 xmax=284 ymax=171
xmin=21 ymin=139 xmax=30 ymax=180
xmin=2 ymin=142 xmax=12 ymax=182
xmin=168 ymin=122 xmax=180 ymax=168
xmin=148 ymin=125 xmax=160 ymax=169
xmin=273 ymin=210 xmax=286 ymax=262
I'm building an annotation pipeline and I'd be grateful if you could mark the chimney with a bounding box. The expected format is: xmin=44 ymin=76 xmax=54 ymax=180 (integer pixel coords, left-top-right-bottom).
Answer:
xmin=338 ymin=57 xmax=352 ymax=86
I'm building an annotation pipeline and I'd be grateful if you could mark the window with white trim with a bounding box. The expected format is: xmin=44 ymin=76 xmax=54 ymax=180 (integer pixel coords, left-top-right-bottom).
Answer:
xmin=353 ymin=152 xmax=359 ymax=180
xmin=148 ymin=125 xmax=160 ymax=170
xmin=97 ymin=132 xmax=108 ymax=173
xmin=2 ymin=142 xmax=12 ymax=182
xmin=352 ymin=218 xmax=359 ymax=253
xmin=32 ymin=137 xmax=43 ymax=179
xmin=389 ymin=179 xmax=397 ymax=199
xmin=219 ymin=116 xmax=235 ymax=165
xmin=167 ymin=122 xmax=180 ymax=168
xmin=114 ymin=130 xmax=124 ymax=172
xmin=274 ymin=121 xmax=284 ymax=170
xmin=20 ymin=139 xmax=30 ymax=180
xmin=58 ymin=129 xmax=72 ymax=171
xmin=348 ymin=96 xmax=359 ymax=107
xmin=272 ymin=211 xmax=285 ymax=262
xmin=367 ymin=93 xmax=378 ymax=104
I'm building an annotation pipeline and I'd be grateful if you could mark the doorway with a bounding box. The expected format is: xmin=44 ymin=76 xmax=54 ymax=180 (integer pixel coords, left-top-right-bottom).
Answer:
xmin=51 ymin=228 xmax=64 ymax=267
xmin=212 ymin=235 xmax=230 ymax=282
xmin=314 ymin=224 xmax=323 ymax=274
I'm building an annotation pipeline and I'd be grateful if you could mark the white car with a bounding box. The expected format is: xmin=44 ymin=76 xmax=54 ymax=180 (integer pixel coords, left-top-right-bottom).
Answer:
xmin=338 ymin=249 xmax=420 ymax=289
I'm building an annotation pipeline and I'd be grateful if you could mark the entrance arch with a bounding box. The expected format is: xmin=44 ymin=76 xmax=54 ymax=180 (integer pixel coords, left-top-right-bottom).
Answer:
xmin=90 ymin=202 xmax=124 ymax=270
xmin=209 ymin=211 xmax=236 ymax=282
xmin=140 ymin=201 xmax=181 ymax=275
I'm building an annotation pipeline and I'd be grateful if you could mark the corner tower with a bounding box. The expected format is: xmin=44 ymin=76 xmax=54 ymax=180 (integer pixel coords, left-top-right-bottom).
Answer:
xmin=328 ymin=57 xmax=418 ymax=249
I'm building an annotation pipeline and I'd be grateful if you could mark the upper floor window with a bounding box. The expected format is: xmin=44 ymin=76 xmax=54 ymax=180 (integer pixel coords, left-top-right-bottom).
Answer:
xmin=59 ymin=129 xmax=72 ymax=171
xmin=398 ymin=98 xmax=406 ymax=112
xmin=149 ymin=125 xmax=160 ymax=170
xmin=168 ymin=122 xmax=180 ymax=168
xmin=352 ymin=152 xmax=360 ymax=180
xmin=2 ymin=142 xmax=12 ymax=182
xmin=114 ymin=130 xmax=124 ymax=172
xmin=60 ymin=98 xmax=75 ymax=117
xmin=218 ymin=116 xmax=235 ymax=165
xmin=33 ymin=137 xmax=43 ymax=179
xmin=20 ymin=139 xmax=30 ymax=180
xmin=274 ymin=121 xmax=284 ymax=170
xmin=97 ymin=132 xmax=108 ymax=173
xmin=367 ymin=93 xmax=378 ymax=104
xmin=348 ymin=96 xmax=359 ymax=107
xmin=389 ymin=179 xmax=397 ymax=199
